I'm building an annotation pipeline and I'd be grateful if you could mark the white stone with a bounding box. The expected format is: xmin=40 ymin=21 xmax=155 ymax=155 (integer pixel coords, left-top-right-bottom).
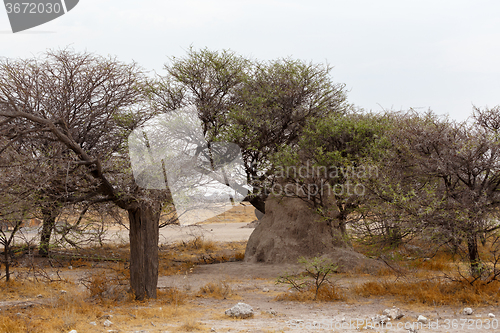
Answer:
xmin=68 ymin=330 xmax=77 ymax=333
xmin=262 ymin=288 xmax=270 ymax=292
xmin=383 ymin=308 xmax=404 ymax=320
xmin=89 ymin=322 xmax=97 ymax=326
xmin=489 ymin=313 xmax=496 ymax=318
xmin=463 ymin=308 xmax=473 ymax=315
xmin=417 ymin=315 xmax=428 ymax=323
xmin=225 ymin=303 xmax=254 ymax=318
xmin=103 ymin=319 xmax=113 ymax=327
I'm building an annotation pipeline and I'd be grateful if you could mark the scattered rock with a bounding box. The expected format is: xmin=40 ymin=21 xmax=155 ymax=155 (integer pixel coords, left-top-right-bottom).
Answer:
xmin=89 ymin=322 xmax=97 ymax=326
xmin=68 ymin=330 xmax=77 ymax=333
xmin=262 ymin=288 xmax=270 ymax=292
xmin=463 ymin=308 xmax=473 ymax=315
xmin=265 ymin=310 xmax=277 ymax=316
xmin=417 ymin=315 xmax=428 ymax=324
xmin=60 ymin=290 xmax=67 ymax=294
xmin=225 ymin=302 xmax=254 ymax=319
xmin=383 ymin=307 xmax=404 ymax=320
xmin=36 ymin=294 xmax=43 ymax=298
xmin=489 ymin=313 xmax=496 ymax=318
xmin=103 ymin=319 xmax=113 ymax=327
xmin=407 ymin=328 xmax=418 ymax=333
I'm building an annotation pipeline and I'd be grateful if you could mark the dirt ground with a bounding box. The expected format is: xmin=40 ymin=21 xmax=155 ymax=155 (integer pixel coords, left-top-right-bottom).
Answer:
xmin=3 ymin=203 xmax=500 ymax=332
xmin=154 ymin=261 xmax=499 ymax=333
xmin=2 ymin=259 xmax=499 ymax=333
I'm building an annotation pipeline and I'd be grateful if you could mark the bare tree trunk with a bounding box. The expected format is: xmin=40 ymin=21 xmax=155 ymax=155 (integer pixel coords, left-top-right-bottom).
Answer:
xmin=128 ymin=202 xmax=160 ymax=300
xmin=335 ymin=213 xmax=352 ymax=247
xmin=39 ymin=208 xmax=58 ymax=257
xmin=467 ymin=234 xmax=480 ymax=277
xmin=4 ymin=243 xmax=9 ymax=282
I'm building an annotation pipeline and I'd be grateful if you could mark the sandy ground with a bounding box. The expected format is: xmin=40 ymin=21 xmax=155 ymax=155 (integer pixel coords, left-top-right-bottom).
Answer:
xmin=5 ymin=203 xmax=500 ymax=332
xmin=10 ymin=202 xmax=257 ymax=247
xmin=155 ymin=262 xmax=500 ymax=333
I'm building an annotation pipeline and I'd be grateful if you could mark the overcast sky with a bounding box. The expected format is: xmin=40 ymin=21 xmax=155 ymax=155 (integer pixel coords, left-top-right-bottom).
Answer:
xmin=1 ymin=0 xmax=499 ymax=121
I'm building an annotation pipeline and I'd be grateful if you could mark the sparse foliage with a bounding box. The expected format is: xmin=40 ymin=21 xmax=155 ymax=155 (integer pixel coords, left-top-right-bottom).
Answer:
xmin=277 ymin=256 xmax=338 ymax=300
xmin=0 ymin=49 xmax=167 ymax=299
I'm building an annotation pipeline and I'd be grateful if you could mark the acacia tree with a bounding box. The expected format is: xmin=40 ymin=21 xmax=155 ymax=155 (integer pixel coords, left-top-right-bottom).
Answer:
xmin=0 ymin=50 xmax=165 ymax=299
xmin=0 ymin=136 xmax=37 ymax=281
xmin=227 ymin=57 xmax=350 ymax=213
xmin=152 ymin=48 xmax=350 ymax=213
xmin=274 ymin=112 xmax=389 ymax=237
xmin=372 ymin=109 xmax=500 ymax=277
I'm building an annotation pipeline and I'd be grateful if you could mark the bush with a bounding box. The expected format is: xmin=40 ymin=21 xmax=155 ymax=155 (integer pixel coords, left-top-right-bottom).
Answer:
xmin=277 ymin=256 xmax=338 ymax=301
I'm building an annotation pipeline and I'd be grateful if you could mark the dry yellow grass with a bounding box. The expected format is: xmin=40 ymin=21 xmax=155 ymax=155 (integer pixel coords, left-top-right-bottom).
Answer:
xmin=0 ymin=239 xmax=250 ymax=333
xmin=174 ymin=317 xmax=207 ymax=332
xmin=197 ymin=202 xmax=256 ymax=224
xmin=158 ymin=239 xmax=246 ymax=276
xmin=275 ymin=284 xmax=346 ymax=302
xmin=197 ymin=280 xmax=233 ymax=299
xmin=0 ymin=279 xmax=67 ymax=301
xmin=0 ymin=282 xmax=197 ymax=333
xmin=354 ymin=279 xmax=500 ymax=305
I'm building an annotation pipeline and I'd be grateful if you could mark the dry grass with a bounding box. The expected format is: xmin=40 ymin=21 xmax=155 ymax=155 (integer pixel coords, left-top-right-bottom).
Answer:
xmin=197 ymin=280 xmax=233 ymax=299
xmin=81 ymin=271 xmax=131 ymax=304
xmin=0 ymin=290 xmax=101 ymax=333
xmin=174 ymin=318 xmax=207 ymax=332
xmin=0 ymin=280 xmax=197 ymax=333
xmin=157 ymin=287 xmax=187 ymax=305
xmin=275 ymin=283 xmax=346 ymax=302
xmin=354 ymin=278 xmax=500 ymax=305
xmin=0 ymin=278 xmax=67 ymax=301
xmin=158 ymin=239 xmax=246 ymax=276
xmin=0 ymin=239 xmax=249 ymax=333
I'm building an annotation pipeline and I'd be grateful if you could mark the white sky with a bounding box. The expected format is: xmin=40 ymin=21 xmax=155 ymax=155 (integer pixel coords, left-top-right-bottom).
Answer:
xmin=1 ymin=0 xmax=500 ymax=121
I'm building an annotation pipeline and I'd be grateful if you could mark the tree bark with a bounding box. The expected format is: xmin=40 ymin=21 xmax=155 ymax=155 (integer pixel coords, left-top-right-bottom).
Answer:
xmin=38 ymin=208 xmax=59 ymax=257
xmin=467 ymin=234 xmax=480 ymax=277
xmin=4 ymin=242 xmax=9 ymax=282
xmin=128 ymin=202 xmax=160 ymax=300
